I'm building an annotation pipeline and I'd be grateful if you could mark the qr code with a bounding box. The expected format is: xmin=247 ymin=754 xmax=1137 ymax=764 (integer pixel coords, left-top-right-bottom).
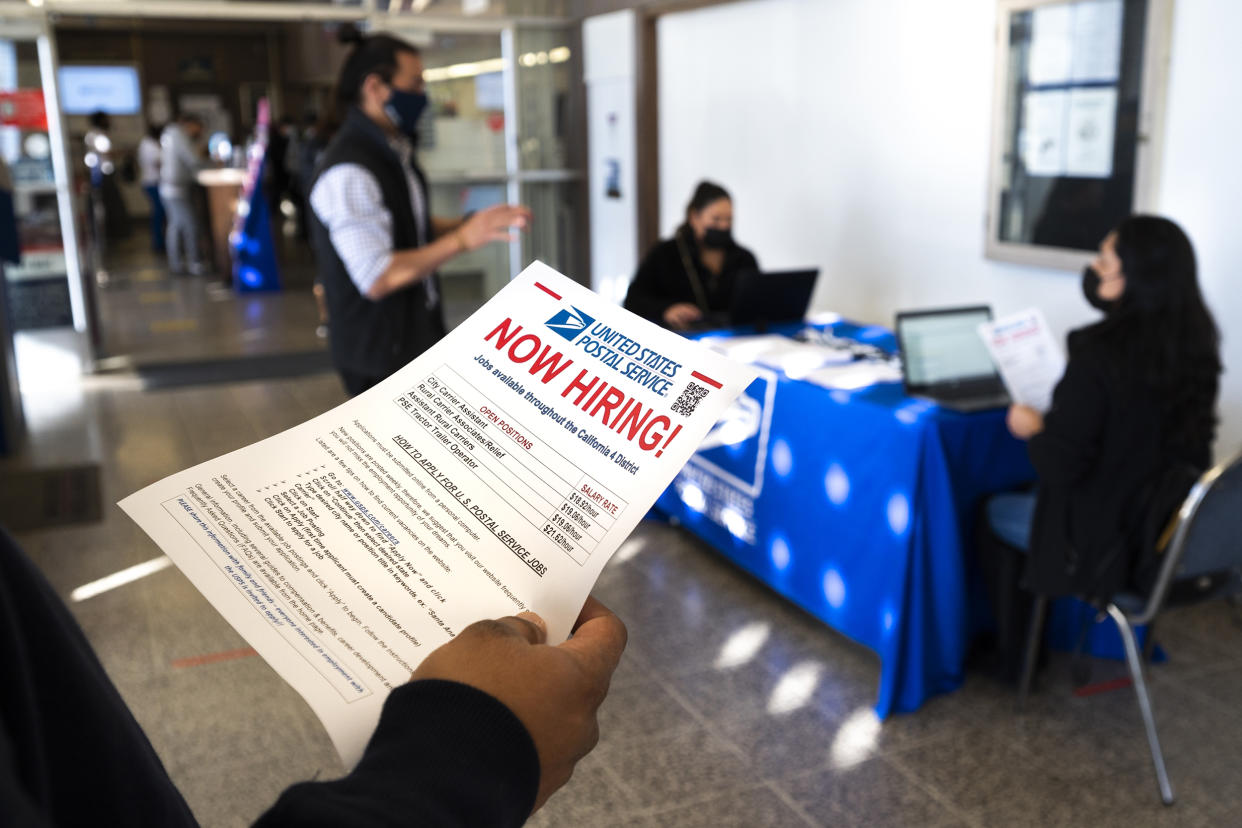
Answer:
xmin=672 ymin=381 xmax=710 ymax=417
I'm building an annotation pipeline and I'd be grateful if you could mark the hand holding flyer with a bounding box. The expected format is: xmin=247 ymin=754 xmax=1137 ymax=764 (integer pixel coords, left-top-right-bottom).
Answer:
xmin=119 ymin=262 xmax=756 ymax=767
xmin=977 ymin=308 xmax=1066 ymax=413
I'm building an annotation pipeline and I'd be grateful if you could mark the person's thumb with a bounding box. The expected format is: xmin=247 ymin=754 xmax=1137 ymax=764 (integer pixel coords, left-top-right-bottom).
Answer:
xmin=494 ymin=611 xmax=547 ymax=645
xmin=558 ymin=600 xmax=626 ymax=680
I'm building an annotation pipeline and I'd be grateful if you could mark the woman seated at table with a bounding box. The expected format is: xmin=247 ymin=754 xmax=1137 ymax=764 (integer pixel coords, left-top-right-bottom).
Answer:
xmin=987 ymin=215 xmax=1220 ymax=604
xmin=624 ymin=180 xmax=758 ymax=330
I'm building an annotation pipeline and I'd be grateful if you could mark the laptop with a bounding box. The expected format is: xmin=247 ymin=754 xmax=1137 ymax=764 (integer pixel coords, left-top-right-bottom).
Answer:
xmin=693 ymin=268 xmax=820 ymax=330
xmin=895 ymin=306 xmax=1010 ymax=413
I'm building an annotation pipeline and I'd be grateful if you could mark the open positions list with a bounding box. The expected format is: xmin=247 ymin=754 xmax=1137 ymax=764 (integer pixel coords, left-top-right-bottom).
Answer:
xmin=151 ymin=363 xmax=636 ymax=705
xmin=394 ymin=364 xmax=627 ymax=568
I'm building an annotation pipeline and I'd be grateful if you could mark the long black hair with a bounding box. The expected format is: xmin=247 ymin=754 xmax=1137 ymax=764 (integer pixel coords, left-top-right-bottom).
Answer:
xmin=677 ymin=180 xmax=730 ymax=238
xmin=1083 ymin=215 xmax=1221 ymax=457
xmin=333 ymin=24 xmax=421 ymax=113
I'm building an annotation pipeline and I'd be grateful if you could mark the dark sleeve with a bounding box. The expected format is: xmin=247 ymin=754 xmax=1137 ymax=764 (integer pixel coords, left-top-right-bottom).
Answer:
xmin=254 ymin=679 xmax=539 ymax=828
xmin=624 ymin=241 xmax=681 ymax=323
xmin=1027 ymin=349 xmax=1108 ymax=486
xmin=0 ymin=528 xmax=198 ymax=828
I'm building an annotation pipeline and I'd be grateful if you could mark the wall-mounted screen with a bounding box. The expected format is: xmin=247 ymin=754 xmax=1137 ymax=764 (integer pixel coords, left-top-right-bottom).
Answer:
xmin=57 ymin=65 xmax=141 ymax=115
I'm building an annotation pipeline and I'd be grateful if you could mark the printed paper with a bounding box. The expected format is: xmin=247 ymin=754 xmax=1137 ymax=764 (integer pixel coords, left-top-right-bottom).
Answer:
xmin=978 ymin=308 xmax=1066 ymax=413
xmin=120 ymin=262 xmax=756 ymax=766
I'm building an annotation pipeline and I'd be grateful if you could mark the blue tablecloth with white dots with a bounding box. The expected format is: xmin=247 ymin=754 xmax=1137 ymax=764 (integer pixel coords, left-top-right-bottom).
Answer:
xmin=654 ymin=321 xmax=1034 ymax=717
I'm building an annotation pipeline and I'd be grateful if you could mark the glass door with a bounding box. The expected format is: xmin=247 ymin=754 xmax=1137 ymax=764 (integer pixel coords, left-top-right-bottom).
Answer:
xmin=0 ymin=21 xmax=84 ymax=337
xmin=511 ymin=25 xmax=582 ymax=280
xmin=378 ymin=16 xmax=585 ymax=327
xmin=415 ymin=29 xmax=511 ymax=330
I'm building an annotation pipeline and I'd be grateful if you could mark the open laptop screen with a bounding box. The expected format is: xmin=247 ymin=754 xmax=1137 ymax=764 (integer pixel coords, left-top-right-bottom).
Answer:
xmin=898 ymin=307 xmax=997 ymax=388
xmin=729 ymin=269 xmax=819 ymax=326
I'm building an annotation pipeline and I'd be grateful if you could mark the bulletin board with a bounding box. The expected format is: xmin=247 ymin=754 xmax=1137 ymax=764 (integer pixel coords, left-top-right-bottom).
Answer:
xmin=985 ymin=0 xmax=1173 ymax=270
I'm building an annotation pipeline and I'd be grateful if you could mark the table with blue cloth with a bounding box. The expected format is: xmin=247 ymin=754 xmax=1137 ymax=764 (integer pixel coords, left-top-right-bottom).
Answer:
xmin=654 ymin=320 xmax=1034 ymax=717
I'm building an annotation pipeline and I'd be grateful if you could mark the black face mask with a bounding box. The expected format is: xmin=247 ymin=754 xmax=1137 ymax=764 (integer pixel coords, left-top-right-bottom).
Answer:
xmin=701 ymin=228 xmax=732 ymax=249
xmin=384 ymin=88 xmax=429 ymax=138
xmin=1081 ymin=265 xmax=1117 ymax=313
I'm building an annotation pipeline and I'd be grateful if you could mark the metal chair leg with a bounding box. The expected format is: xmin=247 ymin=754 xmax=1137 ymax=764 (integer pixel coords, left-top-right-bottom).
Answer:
xmin=1017 ymin=595 xmax=1048 ymax=712
xmin=1141 ymin=619 xmax=1158 ymax=664
xmin=1107 ymin=603 xmax=1175 ymax=806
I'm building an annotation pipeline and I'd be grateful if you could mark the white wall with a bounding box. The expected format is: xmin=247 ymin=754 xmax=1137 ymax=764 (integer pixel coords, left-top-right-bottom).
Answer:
xmin=658 ymin=0 xmax=1242 ymax=454
xmin=584 ymin=10 xmax=639 ymax=302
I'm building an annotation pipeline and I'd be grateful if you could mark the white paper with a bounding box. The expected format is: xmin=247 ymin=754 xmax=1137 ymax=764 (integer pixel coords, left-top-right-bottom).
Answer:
xmin=977 ymin=308 xmax=1066 ymax=413
xmin=1020 ymin=89 xmax=1069 ymax=176
xmin=698 ymin=334 xmax=853 ymax=380
xmin=119 ymin=262 xmax=756 ymax=767
xmin=1064 ymin=86 xmax=1117 ymax=178
xmin=803 ymin=361 xmax=903 ymax=392
xmin=1070 ymin=0 xmax=1124 ymax=83
xmin=1028 ymin=4 xmax=1074 ymax=86
xmin=1029 ymin=1 xmax=1123 ymax=85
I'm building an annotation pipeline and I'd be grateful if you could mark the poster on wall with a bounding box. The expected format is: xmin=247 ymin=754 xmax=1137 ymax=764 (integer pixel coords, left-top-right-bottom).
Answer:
xmin=474 ymin=72 xmax=504 ymax=111
xmin=1020 ymin=90 xmax=1068 ymax=176
xmin=0 ymin=90 xmax=47 ymax=130
xmin=1064 ymin=86 xmax=1117 ymax=177
xmin=1027 ymin=0 xmax=1123 ymax=86
xmin=1028 ymin=4 xmax=1073 ymax=85
xmin=604 ymin=158 xmax=621 ymax=199
xmin=1069 ymin=0 xmax=1123 ymax=83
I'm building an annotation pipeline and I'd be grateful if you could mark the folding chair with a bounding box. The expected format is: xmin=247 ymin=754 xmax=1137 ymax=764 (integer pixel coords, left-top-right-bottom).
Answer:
xmin=1017 ymin=450 xmax=1242 ymax=805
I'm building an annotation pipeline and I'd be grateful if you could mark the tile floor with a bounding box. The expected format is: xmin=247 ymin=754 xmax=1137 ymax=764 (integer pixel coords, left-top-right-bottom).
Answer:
xmin=92 ymin=234 xmax=324 ymax=365
xmin=88 ymin=233 xmax=492 ymax=369
xmin=8 ymin=370 xmax=1242 ymax=827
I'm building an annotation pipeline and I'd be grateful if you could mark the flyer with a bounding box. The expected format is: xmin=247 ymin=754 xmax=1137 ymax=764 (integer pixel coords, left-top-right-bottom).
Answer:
xmin=977 ymin=308 xmax=1066 ymax=413
xmin=1020 ymin=89 xmax=1068 ymax=177
xmin=119 ymin=261 xmax=756 ymax=766
xmin=1065 ymin=86 xmax=1118 ymax=178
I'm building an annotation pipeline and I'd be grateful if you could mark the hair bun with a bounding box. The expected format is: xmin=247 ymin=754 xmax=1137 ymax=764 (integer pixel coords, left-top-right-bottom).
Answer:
xmin=337 ymin=22 xmax=365 ymax=46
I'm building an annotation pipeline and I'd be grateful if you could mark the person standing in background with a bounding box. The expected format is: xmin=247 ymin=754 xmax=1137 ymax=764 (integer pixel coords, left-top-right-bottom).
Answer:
xmin=159 ymin=113 xmax=207 ymax=276
xmin=84 ymin=111 xmax=131 ymax=247
xmin=309 ymin=26 xmax=530 ymax=396
xmin=266 ymin=115 xmax=295 ymax=228
xmin=137 ymin=124 xmax=165 ymax=254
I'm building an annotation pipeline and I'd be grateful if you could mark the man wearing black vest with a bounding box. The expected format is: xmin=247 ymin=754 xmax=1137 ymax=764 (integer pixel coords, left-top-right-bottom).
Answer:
xmin=310 ymin=27 xmax=530 ymax=396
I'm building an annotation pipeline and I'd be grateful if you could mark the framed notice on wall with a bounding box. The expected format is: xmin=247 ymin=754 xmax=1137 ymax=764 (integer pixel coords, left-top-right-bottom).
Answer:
xmin=985 ymin=0 xmax=1174 ymax=270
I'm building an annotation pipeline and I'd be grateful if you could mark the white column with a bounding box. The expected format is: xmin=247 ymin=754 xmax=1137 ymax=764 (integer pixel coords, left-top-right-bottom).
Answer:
xmin=583 ymin=10 xmax=637 ymax=303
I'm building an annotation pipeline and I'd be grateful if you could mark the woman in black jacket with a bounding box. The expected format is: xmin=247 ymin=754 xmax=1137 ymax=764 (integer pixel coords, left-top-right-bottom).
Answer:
xmin=987 ymin=215 xmax=1220 ymax=601
xmin=624 ymin=180 xmax=759 ymax=329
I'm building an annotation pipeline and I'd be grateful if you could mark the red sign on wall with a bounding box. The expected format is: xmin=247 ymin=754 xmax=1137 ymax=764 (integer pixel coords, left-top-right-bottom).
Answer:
xmin=0 ymin=90 xmax=48 ymax=130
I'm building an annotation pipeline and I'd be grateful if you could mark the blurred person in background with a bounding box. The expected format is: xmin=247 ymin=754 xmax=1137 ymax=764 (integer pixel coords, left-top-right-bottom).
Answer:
xmin=137 ymin=123 xmax=165 ymax=254
xmin=267 ymin=115 xmax=295 ymax=228
xmin=160 ymin=113 xmax=207 ymax=276
xmin=625 ymin=180 xmax=759 ymax=330
xmin=309 ymin=26 xmax=530 ymax=396
xmin=84 ymin=110 xmax=130 ymax=245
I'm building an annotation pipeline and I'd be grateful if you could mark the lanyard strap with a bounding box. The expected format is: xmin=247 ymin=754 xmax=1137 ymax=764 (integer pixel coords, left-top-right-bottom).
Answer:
xmin=675 ymin=229 xmax=712 ymax=312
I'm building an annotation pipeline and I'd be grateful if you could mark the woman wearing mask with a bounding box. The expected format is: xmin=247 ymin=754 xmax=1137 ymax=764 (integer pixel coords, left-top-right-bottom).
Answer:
xmin=986 ymin=215 xmax=1220 ymax=605
xmin=624 ymin=181 xmax=758 ymax=330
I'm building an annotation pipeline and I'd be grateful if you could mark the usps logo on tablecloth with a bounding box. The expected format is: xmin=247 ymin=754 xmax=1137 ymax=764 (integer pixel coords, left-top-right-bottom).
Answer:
xmin=545 ymin=306 xmax=595 ymax=342
xmin=688 ymin=368 xmax=778 ymax=500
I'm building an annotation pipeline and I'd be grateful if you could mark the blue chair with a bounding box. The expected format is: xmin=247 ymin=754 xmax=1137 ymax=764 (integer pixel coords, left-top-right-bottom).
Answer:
xmin=1017 ymin=451 xmax=1242 ymax=805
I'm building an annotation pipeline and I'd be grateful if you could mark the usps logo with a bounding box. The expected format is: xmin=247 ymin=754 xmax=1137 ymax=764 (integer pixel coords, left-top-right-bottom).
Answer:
xmin=545 ymin=306 xmax=595 ymax=342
